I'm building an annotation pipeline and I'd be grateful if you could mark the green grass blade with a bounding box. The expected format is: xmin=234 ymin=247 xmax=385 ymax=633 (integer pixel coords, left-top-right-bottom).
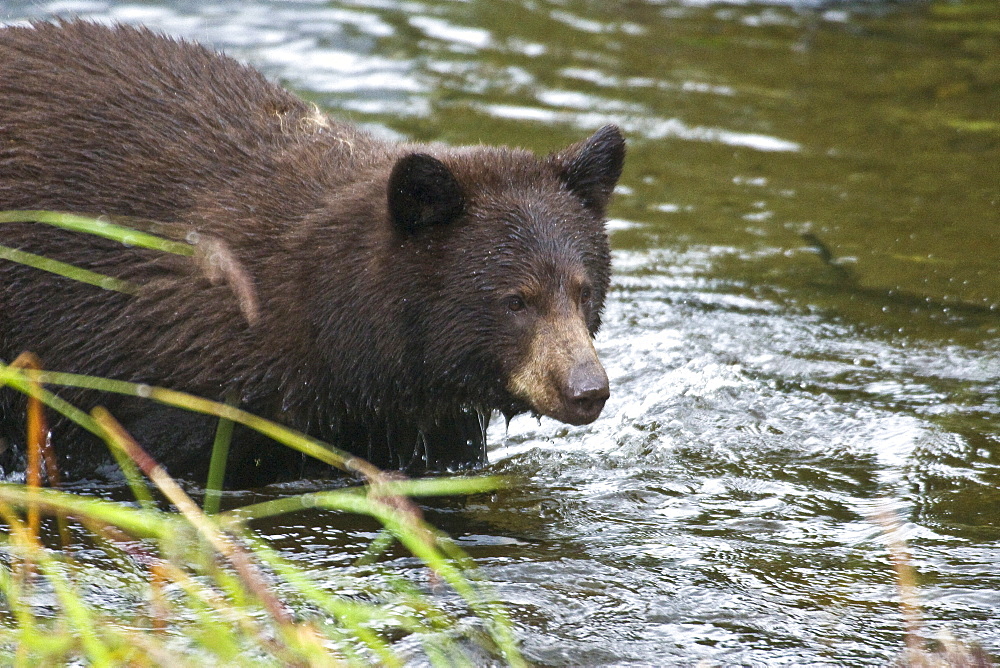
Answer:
xmin=224 ymin=477 xmax=506 ymax=525
xmin=353 ymin=529 xmax=397 ymax=567
xmin=203 ymin=392 xmax=238 ymax=514
xmin=0 ymin=210 xmax=194 ymax=256
xmin=0 ymin=485 xmax=174 ymax=540
xmin=0 ymin=244 xmax=137 ymax=294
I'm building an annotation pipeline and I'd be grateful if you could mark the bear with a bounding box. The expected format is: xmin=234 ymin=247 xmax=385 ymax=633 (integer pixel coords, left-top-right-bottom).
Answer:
xmin=0 ymin=20 xmax=623 ymax=486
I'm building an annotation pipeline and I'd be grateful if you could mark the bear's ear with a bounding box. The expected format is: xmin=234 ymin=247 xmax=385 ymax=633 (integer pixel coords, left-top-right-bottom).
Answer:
xmin=387 ymin=153 xmax=465 ymax=234
xmin=548 ymin=124 xmax=625 ymax=215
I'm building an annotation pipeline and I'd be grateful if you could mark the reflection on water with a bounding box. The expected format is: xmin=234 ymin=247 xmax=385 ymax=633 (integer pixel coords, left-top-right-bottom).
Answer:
xmin=3 ymin=0 xmax=999 ymax=664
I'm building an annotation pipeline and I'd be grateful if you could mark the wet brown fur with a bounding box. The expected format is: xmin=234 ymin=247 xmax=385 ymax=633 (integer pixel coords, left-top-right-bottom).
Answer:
xmin=0 ymin=20 xmax=624 ymax=485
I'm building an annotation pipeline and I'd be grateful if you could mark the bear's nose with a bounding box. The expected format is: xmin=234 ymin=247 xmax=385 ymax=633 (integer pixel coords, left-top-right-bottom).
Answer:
xmin=563 ymin=361 xmax=610 ymax=425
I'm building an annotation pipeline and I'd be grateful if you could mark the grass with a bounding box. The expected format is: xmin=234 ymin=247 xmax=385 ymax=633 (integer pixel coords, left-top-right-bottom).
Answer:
xmin=0 ymin=360 xmax=525 ymax=666
xmin=0 ymin=210 xmax=526 ymax=666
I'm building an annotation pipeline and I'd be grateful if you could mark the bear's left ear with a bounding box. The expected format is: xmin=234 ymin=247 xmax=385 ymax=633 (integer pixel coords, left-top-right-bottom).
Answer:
xmin=548 ymin=124 xmax=626 ymax=216
xmin=388 ymin=153 xmax=465 ymax=234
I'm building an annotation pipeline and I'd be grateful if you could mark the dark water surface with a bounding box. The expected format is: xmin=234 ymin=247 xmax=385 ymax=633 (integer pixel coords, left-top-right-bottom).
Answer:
xmin=4 ymin=0 xmax=999 ymax=664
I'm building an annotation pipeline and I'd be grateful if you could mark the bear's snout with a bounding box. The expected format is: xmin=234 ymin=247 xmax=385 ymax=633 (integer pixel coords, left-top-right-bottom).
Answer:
xmin=562 ymin=359 xmax=610 ymax=425
xmin=507 ymin=313 xmax=610 ymax=427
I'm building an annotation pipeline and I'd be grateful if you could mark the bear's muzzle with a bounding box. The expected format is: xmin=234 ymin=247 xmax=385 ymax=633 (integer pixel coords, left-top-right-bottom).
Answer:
xmin=507 ymin=310 xmax=609 ymax=426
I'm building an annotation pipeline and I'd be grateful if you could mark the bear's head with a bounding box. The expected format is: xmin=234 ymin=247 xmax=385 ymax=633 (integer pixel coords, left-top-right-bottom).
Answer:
xmin=386 ymin=125 xmax=625 ymax=428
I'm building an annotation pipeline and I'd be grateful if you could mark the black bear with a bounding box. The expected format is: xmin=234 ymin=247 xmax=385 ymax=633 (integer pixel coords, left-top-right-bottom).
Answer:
xmin=0 ymin=20 xmax=623 ymax=486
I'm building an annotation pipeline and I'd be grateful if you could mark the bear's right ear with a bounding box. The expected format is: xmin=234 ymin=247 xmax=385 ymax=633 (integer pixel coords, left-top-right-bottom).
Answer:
xmin=387 ymin=153 xmax=465 ymax=234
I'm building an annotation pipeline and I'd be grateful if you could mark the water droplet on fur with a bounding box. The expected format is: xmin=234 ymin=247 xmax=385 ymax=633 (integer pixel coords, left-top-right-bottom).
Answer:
xmin=186 ymin=231 xmax=201 ymax=245
xmin=136 ymin=384 xmax=152 ymax=398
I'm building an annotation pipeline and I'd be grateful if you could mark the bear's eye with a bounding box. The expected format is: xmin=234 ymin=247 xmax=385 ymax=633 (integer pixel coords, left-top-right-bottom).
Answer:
xmin=580 ymin=286 xmax=593 ymax=306
xmin=505 ymin=295 xmax=526 ymax=313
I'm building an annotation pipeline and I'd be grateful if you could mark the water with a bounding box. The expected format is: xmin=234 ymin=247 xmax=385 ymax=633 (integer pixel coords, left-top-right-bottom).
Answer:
xmin=3 ymin=0 xmax=999 ymax=664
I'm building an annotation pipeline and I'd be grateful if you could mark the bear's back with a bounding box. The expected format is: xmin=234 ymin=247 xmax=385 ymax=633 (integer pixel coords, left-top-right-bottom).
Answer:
xmin=0 ymin=20 xmax=370 ymax=222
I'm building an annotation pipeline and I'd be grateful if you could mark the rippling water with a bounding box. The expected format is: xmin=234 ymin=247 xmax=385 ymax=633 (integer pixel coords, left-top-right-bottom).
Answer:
xmin=4 ymin=0 xmax=999 ymax=664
